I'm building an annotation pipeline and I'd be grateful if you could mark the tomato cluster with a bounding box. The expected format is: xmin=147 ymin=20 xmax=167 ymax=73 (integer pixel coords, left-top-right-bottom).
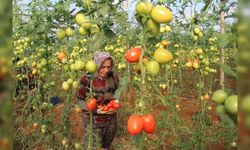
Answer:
xmin=97 ymin=100 xmax=121 ymax=112
xmin=135 ymin=1 xmax=172 ymax=37
xmin=212 ymin=90 xmax=237 ymax=115
xmin=127 ymin=114 xmax=155 ymax=135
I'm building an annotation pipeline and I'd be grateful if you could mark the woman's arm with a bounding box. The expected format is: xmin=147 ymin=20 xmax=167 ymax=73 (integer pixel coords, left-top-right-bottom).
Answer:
xmin=76 ymin=75 xmax=90 ymax=101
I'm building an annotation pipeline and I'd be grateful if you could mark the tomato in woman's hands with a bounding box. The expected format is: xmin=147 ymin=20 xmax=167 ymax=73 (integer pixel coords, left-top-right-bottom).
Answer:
xmin=110 ymin=100 xmax=115 ymax=104
xmin=107 ymin=103 xmax=113 ymax=108
xmin=103 ymin=106 xmax=109 ymax=111
xmin=109 ymin=108 xmax=115 ymax=112
xmin=113 ymin=103 xmax=120 ymax=109
xmin=97 ymin=105 xmax=102 ymax=109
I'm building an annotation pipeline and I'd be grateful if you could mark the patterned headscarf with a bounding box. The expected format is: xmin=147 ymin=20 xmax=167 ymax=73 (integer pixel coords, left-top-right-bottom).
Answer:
xmin=94 ymin=51 xmax=113 ymax=70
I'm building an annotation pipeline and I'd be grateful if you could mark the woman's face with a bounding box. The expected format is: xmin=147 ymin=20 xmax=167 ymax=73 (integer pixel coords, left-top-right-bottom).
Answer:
xmin=98 ymin=59 xmax=112 ymax=79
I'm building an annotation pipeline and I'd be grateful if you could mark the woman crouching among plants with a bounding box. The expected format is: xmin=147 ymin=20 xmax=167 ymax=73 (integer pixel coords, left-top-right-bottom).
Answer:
xmin=75 ymin=51 xmax=121 ymax=150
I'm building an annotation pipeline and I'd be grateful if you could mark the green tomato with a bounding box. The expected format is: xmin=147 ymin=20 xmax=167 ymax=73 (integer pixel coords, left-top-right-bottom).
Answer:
xmin=136 ymin=1 xmax=153 ymax=15
xmin=193 ymin=27 xmax=201 ymax=35
xmin=241 ymin=95 xmax=250 ymax=114
xmin=86 ymin=60 xmax=97 ymax=73
xmin=212 ymin=90 xmax=228 ymax=104
xmin=146 ymin=61 xmax=160 ymax=76
xmin=63 ymin=65 xmax=69 ymax=71
xmin=159 ymin=26 xmax=165 ymax=33
xmin=90 ymin=24 xmax=100 ymax=34
xmin=75 ymin=13 xmax=86 ymax=25
xmin=40 ymin=59 xmax=47 ymax=66
xmin=84 ymin=0 xmax=92 ymax=6
xmin=216 ymin=105 xmax=227 ymax=114
xmin=50 ymin=81 xmax=55 ymax=86
xmin=62 ymin=81 xmax=70 ymax=91
xmin=81 ymin=20 xmax=92 ymax=30
xmin=74 ymin=143 xmax=83 ymax=150
xmin=198 ymin=32 xmax=203 ymax=37
xmin=67 ymin=78 xmax=73 ymax=85
xmin=56 ymin=29 xmax=66 ymax=40
xmin=72 ymin=81 xmax=79 ymax=89
xmin=70 ymin=63 xmax=77 ymax=71
xmin=41 ymin=125 xmax=47 ymax=134
xmin=79 ymin=26 xmax=88 ymax=35
xmin=151 ymin=5 xmax=173 ymax=23
xmin=65 ymin=27 xmax=74 ymax=37
xmin=153 ymin=47 xmax=173 ymax=64
xmin=225 ymin=95 xmax=238 ymax=115
xmin=146 ymin=19 xmax=160 ymax=37
xmin=74 ymin=60 xmax=85 ymax=71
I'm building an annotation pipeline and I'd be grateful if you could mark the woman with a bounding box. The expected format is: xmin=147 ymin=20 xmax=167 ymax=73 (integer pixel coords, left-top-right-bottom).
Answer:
xmin=76 ymin=51 xmax=119 ymax=150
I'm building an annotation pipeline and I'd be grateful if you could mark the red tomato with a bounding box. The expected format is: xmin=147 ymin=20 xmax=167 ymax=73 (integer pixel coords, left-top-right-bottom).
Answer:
xmin=125 ymin=47 xmax=141 ymax=63
xmin=86 ymin=98 xmax=97 ymax=111
xmin=127 ymin=115 xmax=144 ymax=135
xmin=109 ymin=108 xmax=114 ymax=112
xmin=103 ymin=106 xmax=109 ymax=111
xmin=142 ymin=114 xmax=155 ymax=134
xmin=110 ymin=100 xmax=115 ymax=104
xmin=107 ymin=103 xmax=113 ymax=108
xmin=97 ymin=105 xmax=102 ymax=109
xmin=113 ymin=103 xmax=120 ymax=109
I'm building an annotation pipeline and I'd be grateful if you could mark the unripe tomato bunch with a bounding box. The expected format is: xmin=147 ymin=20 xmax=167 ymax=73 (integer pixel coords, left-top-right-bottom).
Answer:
xmin=212 ymin=90 xmax=238 ymax=117
xmin=62 ymin=78 xmax=79 ymax=91
xmin=160 ymin=25 xmax=172 ymax=33
xmin=13 ymin=37 xmax=31 ymax=55
xmin=126 ymin=0 xmax=175 ymax=75
xmin=56 ymin=13 xmax=100 ymax=41
xmin=135 ymin=1 xmax=173 ymax=37
xmin=191 ymin=27 xmax=203 ymax=41
xmin=180 ymin=46 xmax=219 ymax=76
xmin=97 ymin=100 xmax=121 ymax=113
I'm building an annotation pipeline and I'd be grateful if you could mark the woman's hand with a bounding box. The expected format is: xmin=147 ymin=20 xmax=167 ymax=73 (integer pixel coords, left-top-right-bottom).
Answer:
xmin=104 ymin=92 xmax=113 ymax=100
xmin=97 ymin=107 xmax=116 ymax=114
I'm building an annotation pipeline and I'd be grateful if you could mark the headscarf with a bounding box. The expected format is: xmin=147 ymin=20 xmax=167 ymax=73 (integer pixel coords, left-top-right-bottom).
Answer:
xmin=93 ymin=51 xmax=113 ymax=70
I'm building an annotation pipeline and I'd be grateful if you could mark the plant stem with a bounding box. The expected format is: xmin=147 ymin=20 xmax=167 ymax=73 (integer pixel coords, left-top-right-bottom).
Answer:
xmin=87 ymin=112 xmax=93 ymax=150
xmin=138 ymin=133 xmax=144 ymax=150
xmin=87 ymin=75 xmax=94 ymax=149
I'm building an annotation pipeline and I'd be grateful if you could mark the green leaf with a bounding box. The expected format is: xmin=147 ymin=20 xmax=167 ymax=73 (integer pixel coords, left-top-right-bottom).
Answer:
xmin=216 ymin=62 xmax=236 ymax=78
xmin=87 ymin=32 xmax=104 ymax=52
xmin=63 ymin=0 xmax=71 ymax=13
xmin=219 ymin=113 xmax=235 ymax=127
xmin=99 ymin=5 xmax=110 ymax=16
xmin=113 ymin=76 xmax=128 ymax=100
xmin=216 ymin=33 xmax=231 ymax=48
